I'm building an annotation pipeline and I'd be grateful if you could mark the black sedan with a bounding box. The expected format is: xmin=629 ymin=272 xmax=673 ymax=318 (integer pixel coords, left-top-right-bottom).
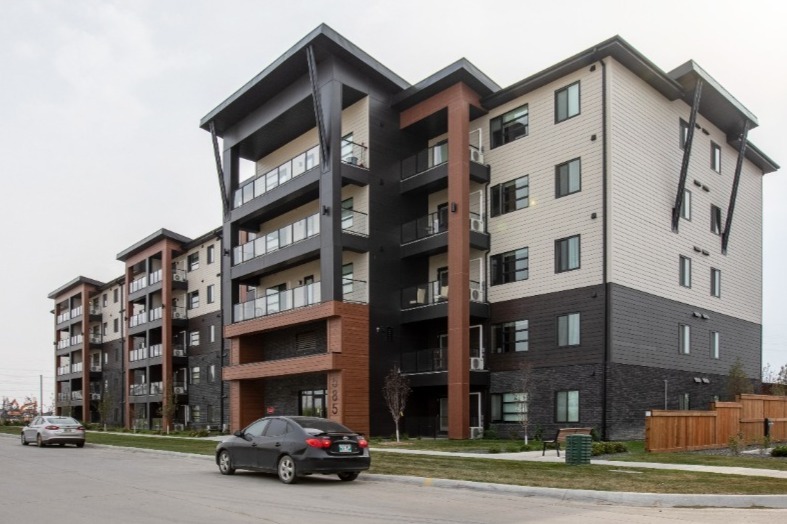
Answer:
xmin=215 ymin=416 xmax=370 ymax=484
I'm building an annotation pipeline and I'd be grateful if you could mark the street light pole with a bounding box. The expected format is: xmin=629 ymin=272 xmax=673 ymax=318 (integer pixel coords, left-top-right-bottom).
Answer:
xmin=39 ymin=374 xmax=43 ymax=415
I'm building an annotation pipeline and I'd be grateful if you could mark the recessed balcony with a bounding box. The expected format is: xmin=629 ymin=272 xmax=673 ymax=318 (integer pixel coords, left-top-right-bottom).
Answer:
xmin=233 ymin=282 xmax=322 ymax=323
xmin=233 ymin=145 xmax=320 ymax=210
xmin=400 ymin=143 xmax=489 ymax=194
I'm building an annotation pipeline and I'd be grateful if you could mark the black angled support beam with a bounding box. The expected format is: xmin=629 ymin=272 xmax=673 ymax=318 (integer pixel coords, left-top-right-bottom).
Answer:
xmin=306 ymin=45 xmax=329 ymax=169
xmin=209 ymin=121 xmax=230 ymax=218
xmin=721 ymin=120 xmax=750 ymax=255
xmin=671 ymin=79 xmax=703 ymax=233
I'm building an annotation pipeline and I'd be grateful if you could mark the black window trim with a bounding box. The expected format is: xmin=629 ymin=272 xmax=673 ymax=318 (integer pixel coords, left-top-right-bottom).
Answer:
xmin=490 ymin=247 xmax=529 ymax=286
xmin=555 ymin=81 xmax=581 ymax=124
xmin=555 ymin=390 xmax=580 ymax=423
xmin=490 ymin=104 xmax=529 ymax=149
xmin=555 ymin=234 xmax=581 ymax=273
xmin=556 ymin=312 xmax=581 ymax=348
xmin=555 ymin=157 xmax=582 ymax=198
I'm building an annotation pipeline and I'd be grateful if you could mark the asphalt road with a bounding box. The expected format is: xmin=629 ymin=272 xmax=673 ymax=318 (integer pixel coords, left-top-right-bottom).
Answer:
xmin=0 ymin=437 xmax=783 ymax=523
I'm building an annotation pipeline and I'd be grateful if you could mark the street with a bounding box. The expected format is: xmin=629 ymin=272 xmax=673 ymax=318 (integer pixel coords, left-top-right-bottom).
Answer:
xmin=0 ymin=436 xmax=782 ymax=523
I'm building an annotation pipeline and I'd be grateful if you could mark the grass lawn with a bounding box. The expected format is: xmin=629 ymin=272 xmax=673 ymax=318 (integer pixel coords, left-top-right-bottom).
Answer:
xmin=2 ymin=426 xmax=785 ymax=493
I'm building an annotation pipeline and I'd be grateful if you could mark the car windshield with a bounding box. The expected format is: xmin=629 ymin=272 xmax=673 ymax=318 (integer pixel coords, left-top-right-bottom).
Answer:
xmin=45 ymin=417 xmax=79 ymax=425
xmin=291 ymin=417 xmax=353 ymax=434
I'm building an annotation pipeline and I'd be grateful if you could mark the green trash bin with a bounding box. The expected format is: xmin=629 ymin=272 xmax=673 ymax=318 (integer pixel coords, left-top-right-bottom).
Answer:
xmin=565 ymin=434 xmax=592 ymax=465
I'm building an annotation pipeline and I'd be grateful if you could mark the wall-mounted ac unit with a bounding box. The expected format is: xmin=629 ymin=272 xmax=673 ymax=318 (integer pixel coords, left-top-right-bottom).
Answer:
xmin=174 ymin=387 xmax=186 ymax=394
xmin=173 ymin=349 xmax=186 ymax=357
xmin=470 ymin=426 xmax=484 ymax=439
xmin=470 ymin=288 xmax=482 ymax=302
xmin=470 ymin=357 xmax=485 ymax=370
xmin=470 ymin=148 xmax=484 ymax=164
xmin=173 ymin=312 xmax=185 ymax=319
xmin=470 ymin=218 xmax=484 ymax=232
xmin=173 ymin=273 xmax=186 ymax=282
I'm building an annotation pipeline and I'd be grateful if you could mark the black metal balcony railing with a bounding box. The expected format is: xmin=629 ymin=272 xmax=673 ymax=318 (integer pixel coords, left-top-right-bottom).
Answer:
xmin=401 ymin=143 xmax=447 ymax=180
xmin=401 ymin=211 xmax=447 ymax=243
xmin=89 ymin=333 xmax=103 ymax=345
xmin=234 ymin=145 xmax=320 ymax=209
xmin=233 ymin=282 xmax=322 ymax=323
xmin=173 ymin=344 xmax=187 ymax=357
xmin=401 ymin=280 xmax=485 ymax=308
xmin=401 ymin=347 xmax=447 ymax=373
xmin=341 ymin=139 xmax=368 ymax=167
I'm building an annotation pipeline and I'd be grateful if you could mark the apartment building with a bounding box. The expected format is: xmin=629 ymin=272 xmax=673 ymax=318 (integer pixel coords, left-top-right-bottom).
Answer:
xmin=50 ymin=229 xmax=226 ymax=430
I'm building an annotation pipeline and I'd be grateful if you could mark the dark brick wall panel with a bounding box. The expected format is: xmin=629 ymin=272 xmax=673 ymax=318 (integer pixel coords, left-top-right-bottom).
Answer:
xmin=263 ymin=374 xmax=328 ymax=416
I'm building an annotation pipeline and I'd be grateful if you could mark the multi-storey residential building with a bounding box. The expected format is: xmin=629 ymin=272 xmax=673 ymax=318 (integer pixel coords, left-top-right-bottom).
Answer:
xmin=50 ymin=229 xmax=226 ymax=430
xmin=200 ymin=25 xmax=776 ymax=440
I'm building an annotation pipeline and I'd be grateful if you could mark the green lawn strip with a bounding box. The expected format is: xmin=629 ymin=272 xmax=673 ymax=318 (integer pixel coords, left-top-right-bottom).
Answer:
xmin=86 ymin=432 xmax=217 ymax=455
xmin=603 ymin=451 xmax=787 ymax=471
xmin=369 ymin=453 xmax=787 ymax=495
xmin=371 ymin=438 xmax=535 ymax=453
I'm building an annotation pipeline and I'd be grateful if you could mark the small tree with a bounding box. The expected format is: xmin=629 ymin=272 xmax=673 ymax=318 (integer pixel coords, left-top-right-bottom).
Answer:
xmin=763 ymin=363 xmax=787 ymax=396
xmin=97 ymin=387 xmax=114 ymax=431
xmin=159 ymin=381 xmax=180 ymax=434
xmin=517 ymin=360 xmax=534 ymax=445
xmin=727 ymin=357 xmax=753 ymax=400
xmin=382 ymin=366 xmax=410 ymax=442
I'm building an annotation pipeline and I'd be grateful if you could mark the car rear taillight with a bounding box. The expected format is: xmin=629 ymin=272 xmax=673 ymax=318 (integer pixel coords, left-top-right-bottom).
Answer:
xmin=77 ymin=426 xmax=85 ymax=431
xmin=357 ymin=438 xmax=368 ymax=448
xmin=306 ymin=437 xmax=332 ymax=448
xmin=45 ymin=425 xmax=59 ymax=430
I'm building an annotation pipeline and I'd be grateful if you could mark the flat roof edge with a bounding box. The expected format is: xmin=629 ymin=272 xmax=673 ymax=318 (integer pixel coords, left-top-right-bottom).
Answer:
xmin=48 ymin=276 xmax=106 ymax=299
xmin=116 ymin=228 xmax=193 ymax=262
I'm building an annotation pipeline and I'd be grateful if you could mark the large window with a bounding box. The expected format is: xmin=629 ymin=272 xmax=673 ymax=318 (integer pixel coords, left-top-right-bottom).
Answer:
xmin=711 ymin=142 xmax=721 ymax=173
xmin=490 ymin=105 xmax=528 ymax=149
xmin=679 ymin=256 xmax=692 ymax=288
xmin=491 ymin=393 xmax=528 ymax=423
xmin=710 ymin=331 xmax=720 ymax=359
xmin=490 ymin=175 xmax=529 ymax=217
xmin=555 ymin=235 xmax=580 ymax=273
xmin=557 ymin=313 xmax=581 ymax=347
xmin=555 ymin=82 xmax=580 ymax=123
xmin=711 ymin=205 xmax=722 ymax=235
xmin=492 ymin=320 xmax=529 ymax=353
xmin=490 ymin=248 xmax=529 ymax=285
xmin=556 ymin=390 xmax=579 ymax=422
xmin=711 ymin=268 xmax=721 ymax=298
xmin=189 ymin=330 xmax=200 ymax=347
xmin=679 ymin=324 xmax=691 ymax=354
xmin=190 ymin=366 xmax=201 ymax=385
xmin=187 ymin=291 xmax=200 ymax=310
xmin=680 ymin=189 xmax=692 ymax=220
xmin=555 ymin=158 xmax=581 ymax=198
xmin=300 ymin=389 xmax=326 ymax=417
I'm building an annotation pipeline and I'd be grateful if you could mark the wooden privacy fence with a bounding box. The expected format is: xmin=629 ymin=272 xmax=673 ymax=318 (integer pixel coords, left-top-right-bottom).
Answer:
xmin=645 ymin=394 xmax=787 ymax=452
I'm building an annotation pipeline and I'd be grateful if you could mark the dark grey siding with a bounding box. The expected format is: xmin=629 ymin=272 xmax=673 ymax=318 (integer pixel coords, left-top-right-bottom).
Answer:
xmin=187 ymin=311 xmax=223 ymax=428
xmin=263 ymin=374 xmax=327 ymax=416
xmin=102 ymin=339 xmax=125 ymax=427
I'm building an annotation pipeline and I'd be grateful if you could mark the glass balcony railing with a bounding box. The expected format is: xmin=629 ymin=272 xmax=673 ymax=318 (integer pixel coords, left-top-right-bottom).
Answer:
xmin=172 ymin=307 xmax=187 ymax=320
xmin=149 ymin=268 xmax=163 ymax=285
xmin=401 ymin=280 xmax=484 ymax=308
xmin=341 ymin=139 xmax=368 ymax=168
xmin=233 ymin=213 xmax=320 ymax=266
xmin=71 ymin=390 xmax=83 ymax=401
xmin=173 ymin=344 xmax=187 ymax=357
xmin=129 ymin=275 xmax=148 ymax=294
xmin=71 ymin=362 xmax=83 ymax=373
xmin=173 ymin=269 xmax=187 ymax=283
xmin=70 ymin=334 xmax=83 ymax=346
xmin=90 ymin=363 xmax=102 ymax=372
xmin=89 ymin=333 xmax=103 ymax=344
xmin=149 ymin=344 xmax=163 ymax=358
xmin=342 ymin=279 xmax=368 ymax=304
xmin=57 ymin=392 xmax=69 ymax=402
xmin=90 ymin=391 xmax=101 ymax=400
xmin=70 ymin=305 xmax=83 ymax=318
xmin=129 ymin=311 xmax=148 ymax=328
xmin=130 ymin=346 xmax=148 ymax=362
xmin=233 ymin=282 xmax=321 ymax=323
xmin=57 ymin=339 xmax=70 ymax=350
xmin=149 ymin=306 xmax=163 ymax=322
xmin=149 ymin=381 xmax=163 ymax=395
xmin=89 ymin=304 xmax=101 ymax=315
xmin=341 ymin=209 xmax=368 ymax=236
xmin=402 ymin=210 xmax=484 ymax=243
xmin=401 ymin=347 xmax=447 ymax=373
xmin=56 ymin=311 xmax=71 ymax=323
xmin=130 ymin=384 xmax=149 ymax=396
xmin=234 ymin=145 xmax=320 ymax=209
xmin=57 ymin=365 xmax=70 ymax=376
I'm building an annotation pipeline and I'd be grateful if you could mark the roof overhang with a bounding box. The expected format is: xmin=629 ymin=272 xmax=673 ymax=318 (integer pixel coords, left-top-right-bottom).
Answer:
xmin=48 ymin=276 xmax=105 ymax=300
xmin=116 ymin=229 xmax=192 ymax=262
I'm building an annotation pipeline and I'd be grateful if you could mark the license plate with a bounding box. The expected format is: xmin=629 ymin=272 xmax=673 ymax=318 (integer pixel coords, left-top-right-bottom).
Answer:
xmin=338 ymin=443 xmax=353 ymax=453
xmin=63 ymin=429 xmax=73 ymax=433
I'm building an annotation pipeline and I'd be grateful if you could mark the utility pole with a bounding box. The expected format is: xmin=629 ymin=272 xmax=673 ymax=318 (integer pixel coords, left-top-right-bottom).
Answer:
xmin=40 ymin=374 xmax=43 ymax=415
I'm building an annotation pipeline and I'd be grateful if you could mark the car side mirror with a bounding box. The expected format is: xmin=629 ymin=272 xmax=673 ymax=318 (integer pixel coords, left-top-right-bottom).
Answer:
xmin=233 ymin=430 xmax=243 ymax=438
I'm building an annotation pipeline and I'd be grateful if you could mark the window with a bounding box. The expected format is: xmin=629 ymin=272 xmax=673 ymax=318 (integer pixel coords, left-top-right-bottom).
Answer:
xmin=490 ymin=248 xmax=529 ymax=285
xmin=490 ymin=104 xmax=528 ymax=149
xmin=210 ymin=325 xmax=215 ymax=343
xmin=555 ymin=82 xmax=580 ymax=123
xmin=492 ymin=320 xmax=529 ymax=353
xmin=341 ymin=133 xmax=355 ymax=164
xmin=300 ymin=390 xmax=326 ymax=417
xmin=207 ymin=245 xmax=215 ymax=264
xmin=102 ymin=322 xmax=107 ymax=336
xmin=207 ymin=284 xmax=215 ymax=304
xmin=711 ymin=205 xmax=722 ymax=235
xmin=711 ymin=268 xmax=721 ymax=298
xmin=557 ymin=313 xmax=581 ymax=347
xmin=189 ymin=330 xmax=200 ymax=347
xmin=679 ymin=256 xmax=692 ymax=288
xmin=490 ymin=175 xmax=529 ymax=217
xmin=209 ymin=364 xmax=216 ymax=383
xmin=113 ymin=288 xmax=119 ymax=303
xmin=679 ymin=324 xmax=691 ymax=354
xmin=678 ymin=393 xmax=690 ymax=410
xmin=190 ymin=366 xmax=201 ymax=385
xmin=555 ymin=158 xmax=581 ymax=198
xmin=342 ymin=263 xmax=354 ymax=296
xmin=680 ymin=189 xmax=692 ymax=220
xmin=491 ymin=393 xmax=528 ymax=423
xmin=187 ymin=253 xmax=199 ymax=271
xmin=187 ymin=291 xmax=199 ymax=310
xmin=679 ymin=119 xmax=689 ymax=149
xmin=296 ymin=331 xmax=317 ymax=353
xmin=711 ymin=142 xmax=721 ymax=173
xmin=102 ymin=294 xmax=108 ymax=307
xmin=265 ymin=418 xmax=290 ymax=437
xmin=191 ymin=405 xmax=202 ymax=423
xmin=556 ymin=390 xmax=579 ymax=422
xmin=113 ymin=318 xmax=119 ymax=333
xmin=555 ymin=235 xmax=580 ymax=273
xmin=341 ymin=198 xmax=354 ymax=230
xmin=710 ymin=331 xmax=720 ymax=359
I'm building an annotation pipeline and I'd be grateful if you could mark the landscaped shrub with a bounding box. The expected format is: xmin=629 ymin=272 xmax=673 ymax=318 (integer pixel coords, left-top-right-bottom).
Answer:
xmin=728 ymin=432 xmax=745 ymax=456
xmin=591 ymin=441 xmax=628 ymax=456
xmin=483 ymin=428 xmax=498 ymax=440
xmin=487 ymin=446 xmax=501 ymax=454
xmin=772 ymin=446 xmax=787 ymax=457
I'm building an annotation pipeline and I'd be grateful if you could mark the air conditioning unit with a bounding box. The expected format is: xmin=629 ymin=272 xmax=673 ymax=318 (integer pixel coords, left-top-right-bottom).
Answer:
xmin=470 ymin=357 xmax=485 ymax=370
xmin=174 ymin=387 xmax=186 ymax=394
xmin=173 ymin=349 xmax=186 ymax=357
xmin=173 ymin=312 xmax=185 ymax=319
xmin=470 ymin=426 xmax=484 ymax=439
xmin=470 ymin=288 xmax=482 ymax=302
xmin=173 ymin=273 xmax=186 ymax=282
xmin=470 ymin=218 xmax=484 ymax=232
xmin=470 ymin=148 xmax=484 ymax=164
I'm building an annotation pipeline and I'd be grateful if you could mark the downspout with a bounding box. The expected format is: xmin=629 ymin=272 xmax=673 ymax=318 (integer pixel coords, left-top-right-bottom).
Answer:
xmin=118 ymin=276 xmax=125 ymax=428
xmin=598 ymin=55 xmax=610 ymax=440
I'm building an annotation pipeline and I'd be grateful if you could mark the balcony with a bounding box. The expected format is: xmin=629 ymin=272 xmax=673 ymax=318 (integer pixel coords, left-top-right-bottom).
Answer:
xmin=90 ymin=364 xmax=102 ymax=372
xmin=401 ymin=142 xmax=448 ymax=180
xmin=130 ymin=384 xmax=149 ymax=396
xmin=173 ymin=345 xmax=188 ymax=357
xmin=71 ymin=362 xmax=83 ymax=373
xmin=129 ymin=275 xmax=148 ymax=294
xmin=70 ymin=334 xmax=83 ymax=346
xmin=89 ymin=333 xmax=103 ymax=345
xmin=129 ymin=311 xmax=148 ymax=328
xmin=341 ymin=138 xmax=368 ymax=168
xmin=234 ymin=145 xmax=320 ymax=209
xmin=56 ymin=339 xmax=70 ymax=350
xmin=150 ymin=344 xmax=163 ymax=358
xmin=401 ymin=347 xmax=447 ymax=373
xmin=173 ymin=382 xmax=187 ymax=394
xmin=172 ymin=307 xmax=187 ymax=320
xmin=233 ymin=213 xmax=320 ymax=266
xmin=150 ymin=306 xmax=163 ymax=322
xmin=56 ymin=310 xmax=71 ymax=324
xmin=57 ymin=365 xmax=70 ymax=376
xmin=70 ymin=305 xmax=83 ymax=318
xmin=89 ymin=304 xmax=102 ymax=315
xmin=342 ymin=279 xmax=368 ymax=304
xmin=233 ymin=282 xmax=321 ymax=323
xmin=173 ymin=269 xmax=187 ymax=284
xmin=90 ymin=392 xmax=101 ymax=400
xmin=401 ymin=144 xmax=489 ymax=194
xmin=149 ymin=268 xmax=163 ymax=285
xmin=57 ymin=392 xmax=69 ymax=402
xmin=71 ymin=390 xmax=83 ymax=401
xmin=130 ymin=346 xmax=149 ymax=362
xmin=149 ymin=381 xmax=163 ymax=395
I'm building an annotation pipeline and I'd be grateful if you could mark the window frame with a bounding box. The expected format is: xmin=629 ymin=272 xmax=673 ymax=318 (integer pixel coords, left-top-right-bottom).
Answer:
xmin=555 ymin=235 xmax=581 ymax=273
xmin=490 ymin=248 xmax=529 ymax=285
xmin=555 ymin=390 xmax=579 ymax=423
xmin=680 ymin=189 xmax=692 ymax=221
xmin=679 ymin=256 xmax=692 ymax=288
xmin=207 ymin=284 xmax=215 ymax=304
xmin=555 ymin=158 xmax=581 ymax=198
xmin=490 ymin=104 xmax=529 ymax=149
xmin=711 ymin=205 xmax=722 ymax=235
xmin=190 ymin=366 xmax=201 ymax=385
xmin=679 ymin=324 xmax=691 ymax=355
xmin=187 ymin=290 xmax=200 ymax=310
xmin=491 ymin=320 xmax=529 ymax=353
xmin=679 ymin=119 xmax=689 ymax=149
xmin=207 ymin=245 xmax=215 ymax=264
xmin=557 ymin=312 xmax=581 ymax=347
xmin=491 ymin=392 xmax=528 ymax=423
xmin=711 ymin=142 xmax=721 ymax=173
xmin=710 ymin=331 xmax=720 ymax=359
xmin=187 ymin=253 xmax=200 ymax=272
xmin=555 ymin=81 xmax=581 ymax=123
xmin=189 ymin=330 xmax=200 ymax=347
xmin=490 ymin=175 xmax=529 ymax=217
xmin=711 ymin=268 xmax=721 ymax=298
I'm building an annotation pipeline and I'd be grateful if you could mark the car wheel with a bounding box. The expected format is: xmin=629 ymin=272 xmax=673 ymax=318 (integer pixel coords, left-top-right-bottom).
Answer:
xmin=277 ymin=455 xmax=297 ymax=484
xmin=218 ymin=450 xmax=235 ymax=475
xmin=338 ymin=472 xmax=359 ymax=482
xmin=21 ymin=433 xmax=28 ymax=446
xmin=76 ymin=442 xmax=85 ymax=448
xmin=36 ymin=434 xmax=46 ymax=448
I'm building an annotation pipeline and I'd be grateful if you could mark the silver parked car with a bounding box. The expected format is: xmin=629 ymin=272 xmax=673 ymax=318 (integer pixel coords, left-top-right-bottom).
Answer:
xmin=21 ymin=416 xmax=86 ymax=447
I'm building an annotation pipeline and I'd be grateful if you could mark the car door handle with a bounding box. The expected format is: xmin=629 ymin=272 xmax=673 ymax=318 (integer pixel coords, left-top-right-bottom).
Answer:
xmin=275 ymin=442 xmax=281 ymax=447
xmin=251 ymin=443 xmax=257 ymax=447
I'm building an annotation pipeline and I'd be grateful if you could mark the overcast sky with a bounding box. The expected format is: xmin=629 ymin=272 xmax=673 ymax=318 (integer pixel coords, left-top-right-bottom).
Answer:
xmin=1 ymin=0 xmax=785 ymax=408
